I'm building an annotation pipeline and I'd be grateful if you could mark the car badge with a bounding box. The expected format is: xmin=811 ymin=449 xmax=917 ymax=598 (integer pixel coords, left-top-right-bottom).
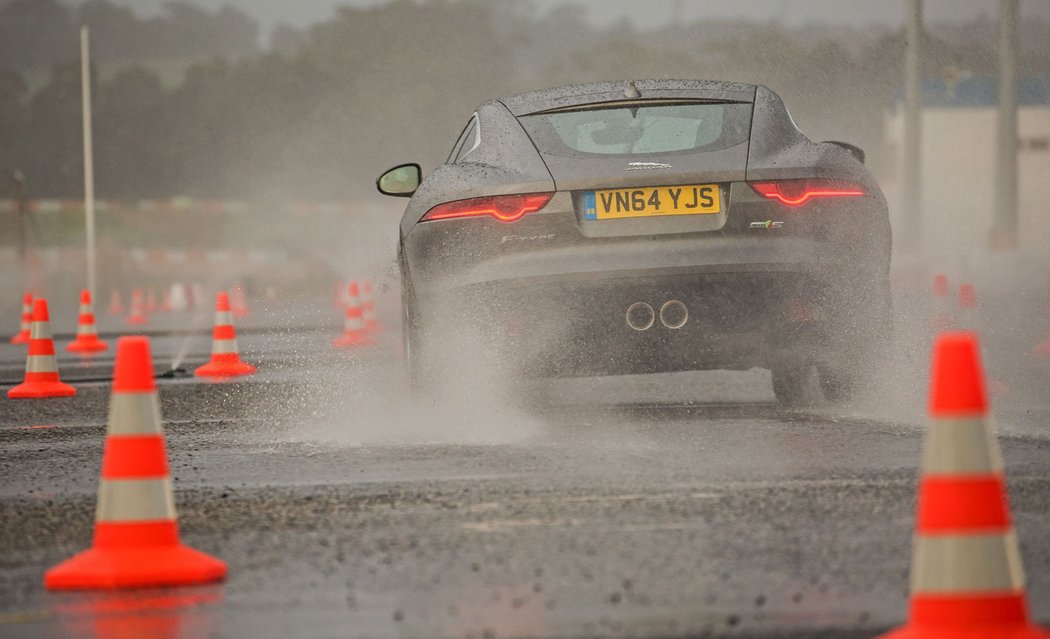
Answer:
xmin=624 ymin=162 xmax=672 ymax=171
xmin=749 ymin=220 xmax=784 ymax=230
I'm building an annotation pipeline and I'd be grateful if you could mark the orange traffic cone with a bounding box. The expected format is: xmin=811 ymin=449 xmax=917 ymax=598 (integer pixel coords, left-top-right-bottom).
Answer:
xmin=362 ymin=279 xmax=382 ymax=333
xmin=931 ymin=274 xmax=953 ymax=332
xmin=333 ymin=281 xmax=374 ymax=348
xmin=44 ymin=336 xmax=227 ymax=589
xmin=145 ymin=288 xmax=159 ymax=314
xmin=877 ymin=332 xmax=1050 ymax=639
xmin=956 ymin=283 xmax=978 ymax=330
xmin=229 ymin=283 xmax=248 ymax=319
xmin=107 ymin=288 xmax=124 ymax=316
xmin=194 ymin=292 xmax=255 ymax=378
xmin=8 ymin=299 xmax=76 ymax=399
xmin=67 ymin=290 xmax=108 ymax=354
xmin=1035 ymin=334 xmax=1050 ymax=357
xmin=9 ymin=291 xmax=32 ymax=344
xmin=1033 ymin=294 xmax=1050 ymax=357
xmin=125 ymin=289 xmax=148 ymax=326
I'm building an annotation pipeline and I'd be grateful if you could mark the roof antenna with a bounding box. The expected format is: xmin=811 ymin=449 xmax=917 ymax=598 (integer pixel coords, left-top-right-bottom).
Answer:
xmin=623 ymin=81 xmax=641 ymax=99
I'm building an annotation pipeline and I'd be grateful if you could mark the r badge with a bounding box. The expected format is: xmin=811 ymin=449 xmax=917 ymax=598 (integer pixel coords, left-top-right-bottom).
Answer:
xmin=749 ymin=220 xmax=784 ymax=230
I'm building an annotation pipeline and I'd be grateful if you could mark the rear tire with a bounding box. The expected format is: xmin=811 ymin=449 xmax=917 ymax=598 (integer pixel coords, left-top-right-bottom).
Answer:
xmin=771 ymin=363 xmax=810 ymax=406
xmin=818 ymin=279 xmax=894 ymax=405
xmin=402 ymin=298 xmax=434 ymax=396
xmin=817 ymin=365 xmax=861 ymax=404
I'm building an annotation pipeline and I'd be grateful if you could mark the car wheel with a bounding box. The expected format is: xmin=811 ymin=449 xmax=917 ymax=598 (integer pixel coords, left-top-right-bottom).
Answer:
xmin=402 ymin=297 xmax=433 ymax=396
xmin=817 ymin=365 xmax=861 ymax=404
xmin=819 ymin=281 xmax=893 ymax=405
xmin=771 ymin=363 xmax=810 ymax=406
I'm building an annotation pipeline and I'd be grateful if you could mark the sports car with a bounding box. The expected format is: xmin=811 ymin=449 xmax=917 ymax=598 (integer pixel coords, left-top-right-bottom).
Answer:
xmin=377 ymin=80 xmax=891 ymax=403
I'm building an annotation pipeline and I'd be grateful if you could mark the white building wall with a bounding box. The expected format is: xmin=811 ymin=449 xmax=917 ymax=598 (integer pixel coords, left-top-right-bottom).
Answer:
xmin=883 ymin=106 xmax=1050 ymax=254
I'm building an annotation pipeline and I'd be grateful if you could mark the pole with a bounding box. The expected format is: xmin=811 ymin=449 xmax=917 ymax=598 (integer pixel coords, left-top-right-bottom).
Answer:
xmin=992 ymin=0 xmax=1019 ymax=250
xmin=81 ymin=26 xmax=97 ymax=297
xmin=902 ymin=0 xmax=923 ymax=253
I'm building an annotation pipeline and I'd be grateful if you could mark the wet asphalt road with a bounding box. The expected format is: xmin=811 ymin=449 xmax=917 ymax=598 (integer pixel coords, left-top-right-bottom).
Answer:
xmin=1 ymin=295 xmax=1050 ymax=639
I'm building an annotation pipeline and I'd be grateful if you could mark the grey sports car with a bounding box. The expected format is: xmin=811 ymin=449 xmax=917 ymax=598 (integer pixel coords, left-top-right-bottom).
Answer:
xmin=377 ymin=80 xmax=891 ymax=403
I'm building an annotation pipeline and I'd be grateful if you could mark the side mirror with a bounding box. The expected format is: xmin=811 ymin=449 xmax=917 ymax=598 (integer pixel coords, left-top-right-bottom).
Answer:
xmin=824 ymin=141 xmax=865 ymax=165
xmin=377 ymin=163 xmax=422 ymax=197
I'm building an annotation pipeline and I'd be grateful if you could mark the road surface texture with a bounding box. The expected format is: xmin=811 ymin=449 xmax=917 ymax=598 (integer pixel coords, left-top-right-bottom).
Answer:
xmin=1 ymin=274 xmax=1049 ymax=639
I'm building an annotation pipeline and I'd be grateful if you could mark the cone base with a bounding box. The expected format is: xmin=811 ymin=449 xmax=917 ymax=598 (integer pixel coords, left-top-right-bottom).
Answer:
xmin=8 ymin=379 xmax=77 ymax=399
xmin=332 ymin=331 xmax=375 ymax=348
xmin=9 ymin=332 xmax=29 ymax=344
xmin=1035 ymin=337 xmax=1050 ymax=356
xmin=45 ymin=543 xmax=227 ymax=590
xmin=877 ymin=623 xmax=1050 ymax=639
xmin=67 ymin=337 xmax=109 ymax=353
xmin=194 ymin=359 xmax=256 ymax=378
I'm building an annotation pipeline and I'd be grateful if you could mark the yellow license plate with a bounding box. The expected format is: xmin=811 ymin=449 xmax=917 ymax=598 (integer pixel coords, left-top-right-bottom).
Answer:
xmin=583 ymin=184 xmax=721 ymax=220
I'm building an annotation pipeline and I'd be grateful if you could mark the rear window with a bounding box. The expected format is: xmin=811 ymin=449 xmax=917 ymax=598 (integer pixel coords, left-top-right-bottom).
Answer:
xmin=518 ymin=102 xmax=752 ymax=158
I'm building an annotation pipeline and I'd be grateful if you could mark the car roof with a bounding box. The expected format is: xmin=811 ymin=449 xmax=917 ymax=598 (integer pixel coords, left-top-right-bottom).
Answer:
xmin=497 ymin=79 xmax=757 ymax=116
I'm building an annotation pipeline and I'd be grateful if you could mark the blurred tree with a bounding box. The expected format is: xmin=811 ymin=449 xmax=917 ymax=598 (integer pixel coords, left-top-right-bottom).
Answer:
xmin=21 ymin=62 xmax=82 ymax=197
xmin=0 ymin=0 xmax=77 ymax=70
xmin=0 ymin=0 xmax=1046 ymax=200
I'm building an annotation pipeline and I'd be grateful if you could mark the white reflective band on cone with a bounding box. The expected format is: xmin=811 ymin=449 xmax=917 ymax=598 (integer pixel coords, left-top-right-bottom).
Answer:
xmin=911 ymin=530 xmax=1025 ymax=592
xmin=922 ymin=418 xmax=1004 ymax=474
xmin=211 ymin=338 xmax=238 ymax=355
xmin=77 ymin=323 xmax=98 ymax=337
xmin=96 ymin=478 xmax=176 ymax=522
xmin=344 ymin=316 xmax=364 ymax=330
xmin=26 ymin=354 xmax=57 ymax=373
xmin=30 ymin=321 xmax=53 ymax=340
xmin=107 ymin=393 xmax=163 ymax=435
xmin=214 ymin=310 xmax=233 ymax=326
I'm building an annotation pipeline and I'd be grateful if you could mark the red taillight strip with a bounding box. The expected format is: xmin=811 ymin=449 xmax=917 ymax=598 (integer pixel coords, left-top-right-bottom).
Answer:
xmin=750 ymin=180 xmax=865 ymax=207
xmin=421 ymin=192 xmax=553 ymax=223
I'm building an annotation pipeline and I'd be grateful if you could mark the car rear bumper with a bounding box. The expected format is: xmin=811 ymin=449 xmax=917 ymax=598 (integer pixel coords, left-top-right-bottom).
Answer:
xmin=413 ymin=266 xmax=890 ymax=377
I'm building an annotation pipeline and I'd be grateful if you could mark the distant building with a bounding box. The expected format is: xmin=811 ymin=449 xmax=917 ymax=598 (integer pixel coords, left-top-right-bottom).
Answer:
xmin=884 ymin=75 xmax=1050 ymax=253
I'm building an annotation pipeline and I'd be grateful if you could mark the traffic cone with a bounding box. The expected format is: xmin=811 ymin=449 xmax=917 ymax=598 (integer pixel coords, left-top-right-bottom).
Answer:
xmin=194 ymin=292 xmax=255 ymax=378
xmin=931 ymin=274 xmax=953 ymax=332
xmin=44 ymin=336 xmax=227 ymax=589
xmin=1033 ymin=292 xmax=1050 ymax=357
xmin=125 ymin=289 xmax=148 ymax=326
xmin=229 ymin=284 xmax=248 ymax=319
xmin=1035 ymin=333 xmax=1050 ymax=358
xmin=956 ymin=283 xmax=978 ymax=330
xmin=145 ymin=288 xmax=158 ymax=314
xmin=9 ymin=292 xmax=32 ymax=344
xmin=161 ymin=288 xmax=173 ymax=312
xmin=107 ymin=288 xmax=124 ymax=316
xmin=333 ymin=281 xmax=374 ymax=348
xmin=67 ymin=289 xmax=108 ymax=353
xmin=877 ymin=332 xmax=1050 ymax=639
xmin=168 ymin=283 xmax=188 ymax=312
xmin=8 ymin=299 xmax=76 ymax=399
xmin=362 ymin=279 xmax=382 ymax=333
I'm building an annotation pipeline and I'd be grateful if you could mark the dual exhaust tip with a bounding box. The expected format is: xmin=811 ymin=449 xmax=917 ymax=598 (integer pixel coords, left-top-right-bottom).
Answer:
xmin=626 ymin=300 xmax=688 ymax=331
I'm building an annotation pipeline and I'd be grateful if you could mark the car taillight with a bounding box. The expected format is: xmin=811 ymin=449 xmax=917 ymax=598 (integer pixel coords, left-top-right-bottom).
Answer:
xmin=749 ymin=179 xmax=864 ymax=207
xmin=421 ymin=192 xmax=553 ymax=223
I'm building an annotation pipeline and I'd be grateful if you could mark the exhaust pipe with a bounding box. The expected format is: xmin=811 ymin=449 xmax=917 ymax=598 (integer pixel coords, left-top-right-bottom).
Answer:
xmin=625 ymin=302 xmax=655 ymax=331
xmin=659 ymin=300 xmax=688 ymax=329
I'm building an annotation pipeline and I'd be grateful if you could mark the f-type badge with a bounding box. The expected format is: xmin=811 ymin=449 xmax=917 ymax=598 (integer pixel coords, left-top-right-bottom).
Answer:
xmin=625 ymin=162 xmax=672 ymax=171
xmin=749 ymin=220 xmax=784 ymax=230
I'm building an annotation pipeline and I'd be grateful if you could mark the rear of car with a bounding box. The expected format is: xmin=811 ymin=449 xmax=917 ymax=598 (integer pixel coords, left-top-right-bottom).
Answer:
xmin=394 ymin=80 xmax=891 ymax=400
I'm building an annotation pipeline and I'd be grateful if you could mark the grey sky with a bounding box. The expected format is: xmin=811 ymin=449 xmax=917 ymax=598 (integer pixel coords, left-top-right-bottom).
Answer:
xmin=67 ymin=0 xmax=1050 ymax=39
